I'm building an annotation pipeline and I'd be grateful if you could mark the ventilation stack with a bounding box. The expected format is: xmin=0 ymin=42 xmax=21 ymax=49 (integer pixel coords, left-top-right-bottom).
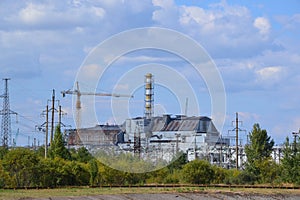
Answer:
xmin=144 ymin=73 xmax=154 ymax=119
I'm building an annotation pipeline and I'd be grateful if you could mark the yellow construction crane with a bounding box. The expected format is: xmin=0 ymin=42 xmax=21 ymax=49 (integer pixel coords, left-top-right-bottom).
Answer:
xmin=61 ymin=82 xmax=133 ymax=109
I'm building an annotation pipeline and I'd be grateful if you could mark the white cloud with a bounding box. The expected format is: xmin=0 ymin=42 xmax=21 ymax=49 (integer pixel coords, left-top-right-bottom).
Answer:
xmin=5 ymin=1 xmax=106 ymax=30
xmin=94 ymin=0 xmax=125 ymax=7
xmin=253 ymin=17 xmax=271 ymax=37
xmin=19 ymin=3 xmax=45 ymax=24
xmin=152 ymin=0 xmax=178 ymax=27
xmin=90 ymin=6 xmax=106 ymax=17
xmin=255 ymin=66 xmax=286 ymax=86
xmin=179 ymin=6 xmax=215 ymax=28
xmin=152 ymin=1 xmax=277 ymax=58
xmin=152 ymin=0 xmax=174 ymax=8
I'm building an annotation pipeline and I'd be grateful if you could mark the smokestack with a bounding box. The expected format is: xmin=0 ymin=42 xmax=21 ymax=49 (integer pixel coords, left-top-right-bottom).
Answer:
xmin=144 ymin=73 xmax=154 ymax=119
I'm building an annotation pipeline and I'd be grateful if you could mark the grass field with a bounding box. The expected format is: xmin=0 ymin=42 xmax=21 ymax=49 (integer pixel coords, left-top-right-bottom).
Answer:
xmin=1 ymin=186 xmax=300 ymax=200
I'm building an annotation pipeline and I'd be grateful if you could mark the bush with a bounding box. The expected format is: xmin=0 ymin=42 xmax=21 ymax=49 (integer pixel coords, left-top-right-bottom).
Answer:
xmin=181 ymin=160 xmax=214 ymax=184
xmin=212 ymin=165 xmax=227 ymax=184
xmin=2 ymin=148 xmax=39 ymax=188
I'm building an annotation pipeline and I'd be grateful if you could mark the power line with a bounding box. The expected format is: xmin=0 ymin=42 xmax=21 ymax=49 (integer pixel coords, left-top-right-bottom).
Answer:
xmin=38 ymin=89 xmax=69 ymax=158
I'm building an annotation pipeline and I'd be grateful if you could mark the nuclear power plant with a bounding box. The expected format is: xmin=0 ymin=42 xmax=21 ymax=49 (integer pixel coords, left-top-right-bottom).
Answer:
xmin=0 ymin=74 xmax=285 ymax=169
xmin=65 ymin=73 xmax=249 ymax=168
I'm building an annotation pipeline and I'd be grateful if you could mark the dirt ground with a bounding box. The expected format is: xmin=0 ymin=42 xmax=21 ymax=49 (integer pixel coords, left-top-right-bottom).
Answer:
xmin=19 ymin=192 xmax=300 ymax=200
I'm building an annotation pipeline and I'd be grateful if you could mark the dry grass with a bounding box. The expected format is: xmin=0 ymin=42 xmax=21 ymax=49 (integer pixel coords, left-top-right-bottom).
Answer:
xmin=0 ymin=186 xmax=300 ymax=200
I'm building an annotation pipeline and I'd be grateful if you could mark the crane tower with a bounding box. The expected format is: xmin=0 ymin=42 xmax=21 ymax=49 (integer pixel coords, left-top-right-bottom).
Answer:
xmin=61 ymin=82 xmax=133 ymax=128
xmin=61 ymin=82 xmax=133 ymax=109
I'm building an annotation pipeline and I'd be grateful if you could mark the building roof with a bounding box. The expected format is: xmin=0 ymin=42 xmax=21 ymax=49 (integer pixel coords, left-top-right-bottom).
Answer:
xmin=147 ymin=115 xmax=219 ymax=133
xmin=77 ymin=124 xmax=122 ymax=132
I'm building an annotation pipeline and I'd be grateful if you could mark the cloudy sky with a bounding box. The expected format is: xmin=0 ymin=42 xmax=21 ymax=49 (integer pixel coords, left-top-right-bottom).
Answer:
xmin=0 ymin=0 xmax=299 ymax=146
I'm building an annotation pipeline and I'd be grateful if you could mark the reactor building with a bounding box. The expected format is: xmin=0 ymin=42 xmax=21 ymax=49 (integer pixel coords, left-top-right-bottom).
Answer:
xmin=65 ymin=73 xmax=231 ymax=165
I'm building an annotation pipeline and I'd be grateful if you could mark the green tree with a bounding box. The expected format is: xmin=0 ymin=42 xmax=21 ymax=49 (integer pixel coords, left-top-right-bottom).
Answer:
xmin=76 ymin=147 xmax=93 ymax=163
xmin=281 ymin=137 xmax=300 ymax=184
xmin=70 ymin=161 xmax=90 ymax=186
xmin=38 ymin=158 xmax=88 ymax=187
xmin=2 ymin=148 xmax=39 ymax=187
xmin=0 ymin=160 xmax=13 ymax=188
xmin=38 ymin=158 xmax=59 ymax=187
xmin=245 ymin=124 xmax=274 ymax=162
xmin=35 ymin=146 xmax=45 ymax=158
xmin=0 ymin=146 xmax=8 ymax=160
xmin=50 ymin=158 xmax=74 ymax=186
xmin=89 ymin=159 xmax=98 ymax=186
xmin=245 ymin=123 xmax=275 ymax=183
xmin=181 ymin=160 xmax=214 ymax=184
xmin=49 ymin=125 xmax=71 ymax=160
xmin=256 ymin=159 xmax=281 ymax=184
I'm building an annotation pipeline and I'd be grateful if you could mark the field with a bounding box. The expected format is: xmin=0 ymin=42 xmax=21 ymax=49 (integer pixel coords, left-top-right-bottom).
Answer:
xmin=1 ymin=186 xmax=300 ymax=200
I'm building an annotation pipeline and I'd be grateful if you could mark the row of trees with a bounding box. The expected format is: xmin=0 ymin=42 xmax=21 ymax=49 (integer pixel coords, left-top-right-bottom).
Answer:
xmin=0 ymin=124 xmax=299 ymax=188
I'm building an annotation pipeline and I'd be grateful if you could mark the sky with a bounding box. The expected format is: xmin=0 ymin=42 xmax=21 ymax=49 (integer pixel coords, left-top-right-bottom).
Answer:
xmin=0 ymin=0 xmax=300 ymax=146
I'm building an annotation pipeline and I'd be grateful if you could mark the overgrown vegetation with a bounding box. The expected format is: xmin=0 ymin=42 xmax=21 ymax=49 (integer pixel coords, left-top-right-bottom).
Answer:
xmin=0 ymin=124 xmax=299 ymax=188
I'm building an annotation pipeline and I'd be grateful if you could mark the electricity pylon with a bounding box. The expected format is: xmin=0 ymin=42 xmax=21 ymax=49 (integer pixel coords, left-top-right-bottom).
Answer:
xmin=0 ymin=78 xmax=17 ymax=147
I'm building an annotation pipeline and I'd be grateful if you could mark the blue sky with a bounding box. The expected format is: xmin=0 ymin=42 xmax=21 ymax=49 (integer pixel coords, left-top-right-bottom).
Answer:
xmin=0 ymin=0 xmax=299 ymax=146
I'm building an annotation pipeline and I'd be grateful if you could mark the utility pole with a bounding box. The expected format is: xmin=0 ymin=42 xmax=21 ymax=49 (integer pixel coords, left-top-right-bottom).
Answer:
xmin=0 ymin=78 xmax=17 ymax=147
xmin=39 ymin=90 xmax=67 ymax=158
xmin=235 ymin=112 xmax=239 ymax=169
xmin=45 ymin=105 xmax=49 ymax=158
xmin=50 ymin=89 xmax=55 ymax=145
xmin=57 ymin=105 xmax=67 ymax=128
xmin=219 ymin=135 xmax=223 ymax=167
xmin=59 ymin=105 xmax=62 ymax=126
xmin=228 ymin=112 xmax=246 ymax=169
xmin=292 ymin=130 xmax=299 ymax=154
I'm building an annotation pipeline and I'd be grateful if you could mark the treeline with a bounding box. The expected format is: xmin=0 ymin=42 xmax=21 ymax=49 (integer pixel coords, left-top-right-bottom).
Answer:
xmin=0 ymin=124 xmax=299 ymax=188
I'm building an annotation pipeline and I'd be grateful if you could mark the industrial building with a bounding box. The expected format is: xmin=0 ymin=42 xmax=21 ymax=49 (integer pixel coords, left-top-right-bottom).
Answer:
xmin=64 ymin=73 xmax=232 ymax=166
xmin=65 ymin=124 xmax=121 ymax=147
xmin=65 ymin=114 xmax=231 ymax=165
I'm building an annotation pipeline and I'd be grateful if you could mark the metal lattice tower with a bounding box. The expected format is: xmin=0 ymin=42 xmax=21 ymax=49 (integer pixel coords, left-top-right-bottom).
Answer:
xmin=0 ymin=78 xmax=17 ymax=147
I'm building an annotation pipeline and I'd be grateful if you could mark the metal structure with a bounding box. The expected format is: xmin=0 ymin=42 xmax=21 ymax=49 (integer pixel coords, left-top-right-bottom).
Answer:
xmin=144 ymin=73 xmax=154 ymax=119
xmin=0 ymin=78 xmax=17 ymax=147
xmin=61 ymin=82 xmax=133 ymax=110
xmin=38 ymin=90 xmax=69 ymax=158
xmin=227 ymin=112 xmax=246 ymax=169
xmin=133 ymin=124 xmax=141 ymax=158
